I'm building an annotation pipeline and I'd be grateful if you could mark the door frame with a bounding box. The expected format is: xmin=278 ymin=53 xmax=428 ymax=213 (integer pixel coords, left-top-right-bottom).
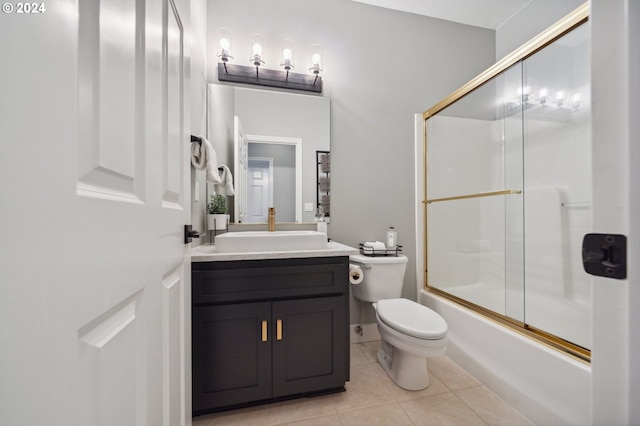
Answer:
xmin=247 ymin=157 xmax=274 ymax=223
xmin=246 ymin=134 xmax=303 ymax=223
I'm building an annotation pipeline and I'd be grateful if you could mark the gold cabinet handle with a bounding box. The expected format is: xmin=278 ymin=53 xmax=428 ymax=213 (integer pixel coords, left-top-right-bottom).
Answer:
xmin=276 ymin=319 xmax=283 ymax=341
xmin=261 ymin=320 xmax=268 ymax=342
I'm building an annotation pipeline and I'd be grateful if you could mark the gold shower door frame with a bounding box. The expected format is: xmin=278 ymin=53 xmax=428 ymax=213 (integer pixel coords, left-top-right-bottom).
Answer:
xmin=422 ymin=3 xmax=590 ymax=362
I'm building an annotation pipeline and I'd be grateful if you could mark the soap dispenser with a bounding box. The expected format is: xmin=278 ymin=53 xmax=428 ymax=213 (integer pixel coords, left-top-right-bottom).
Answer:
xmin=386 ymin=227 xmax=397 ymax=248
xmin=316 ymin=207 xmax=327 ymax=234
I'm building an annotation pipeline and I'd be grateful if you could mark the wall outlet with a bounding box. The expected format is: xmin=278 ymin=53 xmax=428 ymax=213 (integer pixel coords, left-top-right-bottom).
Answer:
xmin=304 ymin=202 xmax=314 ymax=212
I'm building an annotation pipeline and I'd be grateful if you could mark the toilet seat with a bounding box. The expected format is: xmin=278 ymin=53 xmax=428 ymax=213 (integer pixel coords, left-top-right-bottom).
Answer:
xmin=376 ymin=298 xmax=447 ymax=340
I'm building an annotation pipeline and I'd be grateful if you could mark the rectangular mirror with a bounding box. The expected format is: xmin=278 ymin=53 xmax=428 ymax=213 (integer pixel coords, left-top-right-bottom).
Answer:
xmin=208 ymin=84 xmax=330 ymax=223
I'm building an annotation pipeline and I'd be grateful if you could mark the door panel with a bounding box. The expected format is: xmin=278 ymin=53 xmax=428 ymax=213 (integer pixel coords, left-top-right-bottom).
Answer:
xmin=0 ymin=0 xmax=191 ymax=424
xmin=164 ymin=0 xmax=185 ymax=208
xmin=192 ymin=303 xmax=272 ymax=413
xmin=162 ymin=264 xmax=185 ymax=426
xmin=77 ymin=0 xmax=144 ymax=203
xmin=78 ymin=293 xmax=143 ymax=426
xmin=272 ymin=297 xmax=346 ymax=397
xmin=248 ymin=159 xmax=272 ymax=222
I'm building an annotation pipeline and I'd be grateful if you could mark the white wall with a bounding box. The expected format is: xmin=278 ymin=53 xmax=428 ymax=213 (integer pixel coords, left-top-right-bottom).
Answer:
xmin=206 ymin=0 xmax=495 ymax=323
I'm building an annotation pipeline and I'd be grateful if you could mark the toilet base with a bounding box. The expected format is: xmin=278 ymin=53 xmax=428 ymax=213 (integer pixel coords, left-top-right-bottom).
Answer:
xmin=377 ymin=339 xmax=430 ymax=391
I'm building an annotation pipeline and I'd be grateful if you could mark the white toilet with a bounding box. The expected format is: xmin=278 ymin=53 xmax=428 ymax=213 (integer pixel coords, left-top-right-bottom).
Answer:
xmin=349 ymin=254 xmax=447 ymax=390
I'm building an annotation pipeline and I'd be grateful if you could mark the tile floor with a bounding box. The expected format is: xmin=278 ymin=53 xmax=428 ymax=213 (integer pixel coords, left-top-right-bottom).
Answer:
xmin=193 ymin=341 xmax=534 ymax=425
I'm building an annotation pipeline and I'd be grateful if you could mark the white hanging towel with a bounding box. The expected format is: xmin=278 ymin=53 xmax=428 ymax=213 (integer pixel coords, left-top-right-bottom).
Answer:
xmin=214 ymin=164 xmax=235 ymax=196
xmin=190 ymin=136 xmax=222 ymax=184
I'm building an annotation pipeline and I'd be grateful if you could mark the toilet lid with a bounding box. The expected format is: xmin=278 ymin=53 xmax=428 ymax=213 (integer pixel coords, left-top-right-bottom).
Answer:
xmin=376 ymin=298 xmax=447 ymax=340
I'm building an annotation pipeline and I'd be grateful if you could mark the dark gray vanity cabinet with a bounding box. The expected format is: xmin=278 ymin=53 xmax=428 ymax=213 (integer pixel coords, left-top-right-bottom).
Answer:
xmin=192 ymin=256 xmax=349 ymax=415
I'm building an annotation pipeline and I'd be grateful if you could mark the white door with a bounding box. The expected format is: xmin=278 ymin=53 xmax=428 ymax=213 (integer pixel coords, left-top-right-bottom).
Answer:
xmin=0 ymin=1 xmax=191 ymax=425
xmin=247 ymin=159 xmax=274 ymax=223
xmin=234 ymin=116 xmax=249 ymax=223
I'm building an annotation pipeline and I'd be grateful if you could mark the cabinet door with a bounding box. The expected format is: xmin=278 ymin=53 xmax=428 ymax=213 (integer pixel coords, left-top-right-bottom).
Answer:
xmin=192 ymin=302 xmax=271 ymax=413
xmin=272 ymin=296 xmax=347 ymax=397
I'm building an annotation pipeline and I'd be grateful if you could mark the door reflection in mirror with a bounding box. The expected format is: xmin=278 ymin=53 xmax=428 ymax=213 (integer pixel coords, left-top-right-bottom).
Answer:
xmin=247 ymin=143 xmax=296 ymax=223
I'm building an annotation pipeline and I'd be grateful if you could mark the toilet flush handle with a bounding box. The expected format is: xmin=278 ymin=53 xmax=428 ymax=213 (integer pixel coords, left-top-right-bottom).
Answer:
xmin=352 ymin=262 xmax=372 ymax=270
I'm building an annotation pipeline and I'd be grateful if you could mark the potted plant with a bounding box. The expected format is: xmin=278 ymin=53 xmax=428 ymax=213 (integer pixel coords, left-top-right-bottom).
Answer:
xmin=207 ymin=194 xmax=228 ymax=231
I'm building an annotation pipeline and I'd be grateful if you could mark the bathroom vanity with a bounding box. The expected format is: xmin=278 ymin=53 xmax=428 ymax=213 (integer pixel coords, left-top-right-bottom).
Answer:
xmin=191 ymin=241 xmax=357 ymax=415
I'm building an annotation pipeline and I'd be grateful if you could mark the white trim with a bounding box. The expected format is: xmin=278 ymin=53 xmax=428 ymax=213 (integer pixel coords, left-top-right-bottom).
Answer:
xmin=413 ymin=114 xmax=425 ymax=290
xmin=247 ymin=157 xmax=274 ymax=222
xmin=590 ymin=1 xmax=639 ymax=423
xmin=246 ymin=134 xmax=303 ymax=223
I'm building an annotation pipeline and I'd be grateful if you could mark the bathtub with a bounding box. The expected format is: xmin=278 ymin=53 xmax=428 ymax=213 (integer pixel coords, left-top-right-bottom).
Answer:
xmin=419 ymin=290 xmax=591 ymax=425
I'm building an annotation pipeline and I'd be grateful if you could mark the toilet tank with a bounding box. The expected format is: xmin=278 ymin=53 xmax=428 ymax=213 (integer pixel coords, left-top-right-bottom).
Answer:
xmin=349 ymin=254 xmax=408 ymax=302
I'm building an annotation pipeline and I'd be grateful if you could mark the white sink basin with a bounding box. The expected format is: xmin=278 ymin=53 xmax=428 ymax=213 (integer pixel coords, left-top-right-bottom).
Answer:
xmin=214 ymin=231 xmax=328 ymax=253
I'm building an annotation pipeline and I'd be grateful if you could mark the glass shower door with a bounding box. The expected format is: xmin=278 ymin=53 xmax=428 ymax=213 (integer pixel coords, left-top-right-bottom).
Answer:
xmin=426 ymin=63 xmax=525 ymax=324
xmin=522 ymin=23 xmax=592 ymax=349
xmin=424 ymin=16 xmax=592 ymax=356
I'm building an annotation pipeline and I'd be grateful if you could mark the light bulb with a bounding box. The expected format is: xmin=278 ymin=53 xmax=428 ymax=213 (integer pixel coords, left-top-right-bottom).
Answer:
xmin=283 ymin=48 xmax=293 ymax=60
xmin=308 ymin=44 xmax=324 ymax=77
xmin=571 ymin=93 xmax=581 ymax=111
xmin=517 ymin=86 xmax=530 ymax=96
xmin=216 ymin=28 xmax=234 ymax=63
xmin=539 ymin=88 xmax=548 ymax=105
xmin=249 ymin=34 xmax=266 ymax=67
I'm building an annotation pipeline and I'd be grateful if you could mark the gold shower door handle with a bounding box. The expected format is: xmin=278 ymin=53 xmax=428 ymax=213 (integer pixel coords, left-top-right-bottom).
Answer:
xmin=276 ymin=319 xmax=283 ymax=340
xmin=261 ymin=320 xmax=268 ymax=342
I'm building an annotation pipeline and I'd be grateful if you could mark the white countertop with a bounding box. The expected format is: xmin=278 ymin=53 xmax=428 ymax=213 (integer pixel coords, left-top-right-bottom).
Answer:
xmin=191 ymin=241 xmax=359 ymax=262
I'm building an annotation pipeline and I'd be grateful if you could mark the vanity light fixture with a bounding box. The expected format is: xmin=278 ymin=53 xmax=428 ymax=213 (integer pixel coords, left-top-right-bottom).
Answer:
xmin=507 ymin=85 xmax=582 ymax=114
xmin=216 ymin=30 xmax=323 ymax=93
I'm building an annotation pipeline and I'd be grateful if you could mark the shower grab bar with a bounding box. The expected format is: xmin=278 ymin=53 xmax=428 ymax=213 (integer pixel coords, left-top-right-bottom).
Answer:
xmin=424 ymin=189 xmax=522 ymax=204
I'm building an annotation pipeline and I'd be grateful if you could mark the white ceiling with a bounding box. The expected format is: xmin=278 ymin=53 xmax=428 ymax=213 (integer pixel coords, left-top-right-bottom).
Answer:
xmin=351 ymin=0 xmax=532 ymax=30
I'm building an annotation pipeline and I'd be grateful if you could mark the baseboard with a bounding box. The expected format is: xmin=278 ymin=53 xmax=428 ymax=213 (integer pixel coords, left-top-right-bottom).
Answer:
xmin=349 ymin=323 xmax=381 ymax=343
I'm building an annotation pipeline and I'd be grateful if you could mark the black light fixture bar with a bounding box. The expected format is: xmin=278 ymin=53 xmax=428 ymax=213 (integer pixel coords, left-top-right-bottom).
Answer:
xmin=218 ymin=63 xmax=322 ymax=93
